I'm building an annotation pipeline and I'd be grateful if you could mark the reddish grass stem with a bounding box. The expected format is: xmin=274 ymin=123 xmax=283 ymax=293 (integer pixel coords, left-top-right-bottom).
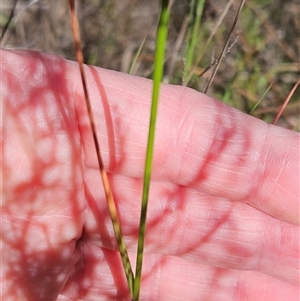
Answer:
xmin=273 ymin=79 xmax=300 ymax=125
xmin=68 ymin=0 xmax=134 ymax=297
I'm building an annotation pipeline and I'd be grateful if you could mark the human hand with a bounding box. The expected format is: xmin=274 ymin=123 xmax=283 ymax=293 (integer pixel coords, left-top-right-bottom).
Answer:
xmin=1 ymin=50 xmax=299 ymax=301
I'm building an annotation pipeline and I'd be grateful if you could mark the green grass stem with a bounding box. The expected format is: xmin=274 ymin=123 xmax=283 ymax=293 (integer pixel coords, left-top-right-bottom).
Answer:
xmin=129 ymin=37 xmax=146 ymax=74
xmin=132 ymin=1 xmax=170 ymax=300
xmin=249 ymin=83 xmax=272 ymax=114
xmin=183 ymin=0 xmax=205 ymax=84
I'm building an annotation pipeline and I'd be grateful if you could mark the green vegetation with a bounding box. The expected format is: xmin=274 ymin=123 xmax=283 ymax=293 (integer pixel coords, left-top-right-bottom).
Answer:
xmin=1 ymin=1 xmax=298 ymax=129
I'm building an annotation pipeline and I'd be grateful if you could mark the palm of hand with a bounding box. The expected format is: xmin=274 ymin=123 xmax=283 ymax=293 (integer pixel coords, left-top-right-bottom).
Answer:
xmin=1 ymin=50 xmax=299 ymax=301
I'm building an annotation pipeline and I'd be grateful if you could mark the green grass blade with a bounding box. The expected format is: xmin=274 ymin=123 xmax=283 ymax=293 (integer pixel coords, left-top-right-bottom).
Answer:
xmin=183 ymin=0 xmax=205 ymax=84
xmin=129 ymin=36 xmax=146 ymax=75
xmin=132 ymin=1 xmax=170 ymax=300
xmin=249 ymin=83 xmax=272 ymax=114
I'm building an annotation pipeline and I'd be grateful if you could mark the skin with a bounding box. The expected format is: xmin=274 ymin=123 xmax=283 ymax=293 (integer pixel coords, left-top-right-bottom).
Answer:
xmin=1 ymin=49 xmax=299 ymax=301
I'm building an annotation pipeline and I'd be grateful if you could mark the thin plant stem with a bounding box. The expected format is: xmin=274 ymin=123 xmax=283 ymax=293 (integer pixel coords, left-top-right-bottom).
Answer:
xmin=273 ymin=79 xmax=300 ymax=125
xmin=129 ymin=36 xmax=147 ymax=75
xmin=249 ymin=83 xmax=272 ymax=114
xmin=0 ymin=0 xmax=18 ymax=44
xmin=68 ymin=0 xmax=134 ymax=297
xmin=132 ymin=1 xmax=170 ymax=300
xmin=184 ymin=0 xmax=235 ymax=86
xmin=203 ymin=0 xmax=246 ymax=93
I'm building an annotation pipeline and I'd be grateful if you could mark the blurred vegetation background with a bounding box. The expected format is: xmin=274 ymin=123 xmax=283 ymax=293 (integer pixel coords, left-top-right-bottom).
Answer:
xmin=1 ymin=0 xmax=299 ymax=130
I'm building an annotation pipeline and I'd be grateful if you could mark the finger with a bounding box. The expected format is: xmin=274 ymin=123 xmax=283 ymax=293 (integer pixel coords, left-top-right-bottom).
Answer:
xmin=83 ymin=170 xmax=299 ymax=285
xmin=58 ymin=245 xmax=299 ymax=301
xmin=71 ymin=61 xmax=300 ymax=225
